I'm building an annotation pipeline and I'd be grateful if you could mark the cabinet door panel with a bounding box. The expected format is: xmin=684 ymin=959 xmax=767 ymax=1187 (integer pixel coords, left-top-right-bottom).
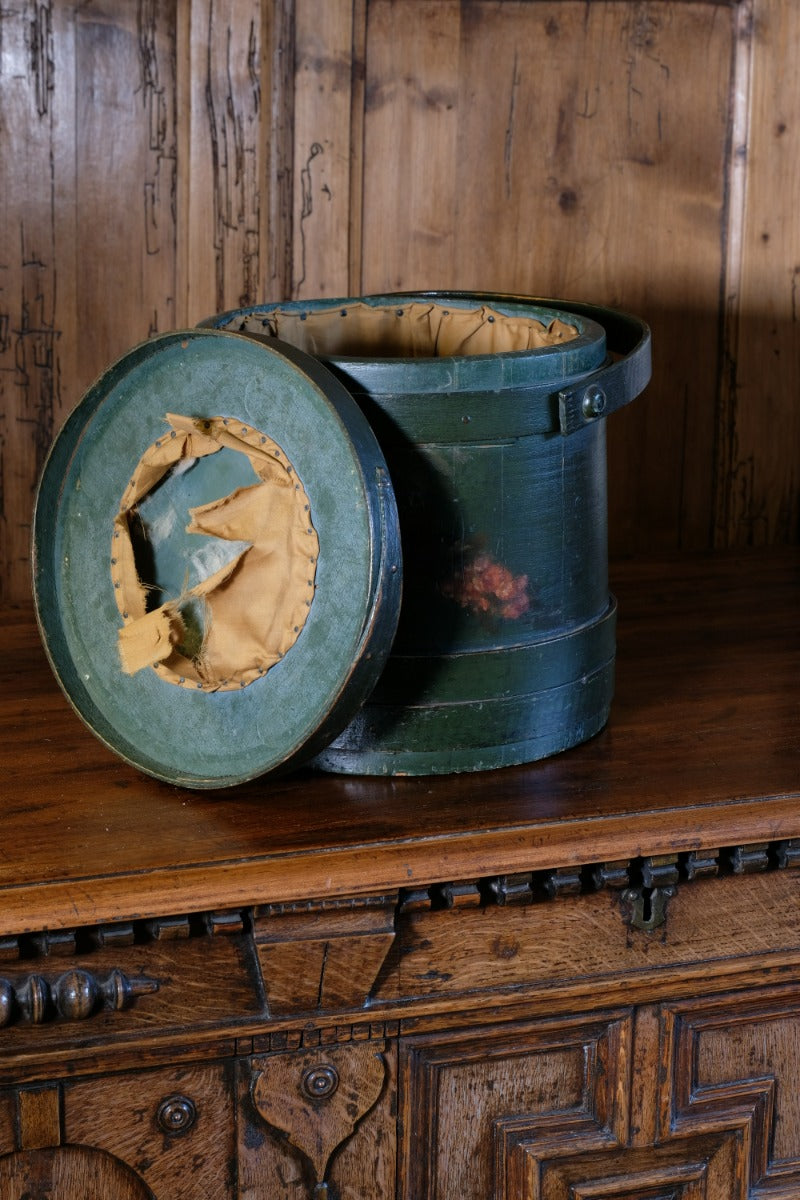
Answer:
xmin=667 ymin=990 xmax=800 ymax=1193
xmin=64 ymin=1060 xmax=235 ymax=1199
xmin=399 ymin=1012 xmax=632 ymax=1200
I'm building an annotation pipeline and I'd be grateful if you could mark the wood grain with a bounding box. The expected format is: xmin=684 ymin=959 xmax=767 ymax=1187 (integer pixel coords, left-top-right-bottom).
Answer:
xmin=291 ymin=0 xmax=359 ymax=298
xmin=63 ymin=1060 xmax=236 ymax=1199
xmin=74 ymin=1 xmax=179 ymax=385
xmin=718 ymin=0 xmax=800 ymax=547
xmin=183 ymin=0 xmax=265 ymax=324
xmin=361 ymin=0 xmax=461 ymax=291
xmin=239 ymin=1041 xmax=397 ymax=1198
xmin=0 ymin=2 xmax=73 ymax=604
xmin=1 ymin=549 xmax=799 ymax=934
xmin=0 ymin=1146 xmax=155 ymax=1200
xmin=358 ymin=0 xmax=735 ymax=556
xmin=2 ymin=0 xmax=800 ymax=605
xmin=377 ymin=871 xmax=800 ymax=1006
xmin=399 ymin=1013 xmax=631 ymax=1200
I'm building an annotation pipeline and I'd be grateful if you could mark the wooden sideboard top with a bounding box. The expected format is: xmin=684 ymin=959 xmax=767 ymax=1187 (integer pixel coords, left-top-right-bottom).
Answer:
xmin=1 ymin=549 xmax=799 ymax=935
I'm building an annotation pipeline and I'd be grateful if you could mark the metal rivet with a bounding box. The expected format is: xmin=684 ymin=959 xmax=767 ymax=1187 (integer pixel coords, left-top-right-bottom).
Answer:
xmin=582 ymin=385 xmax=607 ymax=419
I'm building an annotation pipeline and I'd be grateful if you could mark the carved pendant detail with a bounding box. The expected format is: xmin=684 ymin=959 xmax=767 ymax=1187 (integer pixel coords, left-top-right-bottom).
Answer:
xmin=251 ymin=1043 xmax=386 ymax=1187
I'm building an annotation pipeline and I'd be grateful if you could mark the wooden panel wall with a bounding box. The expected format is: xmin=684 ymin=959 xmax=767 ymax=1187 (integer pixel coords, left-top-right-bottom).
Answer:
xmin=1 ymin=0 xmax=797 ymax=604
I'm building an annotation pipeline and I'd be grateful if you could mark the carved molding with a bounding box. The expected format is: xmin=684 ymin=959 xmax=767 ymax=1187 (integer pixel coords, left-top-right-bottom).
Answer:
xmin=0 ymin=909 xmax=247 ymax=965
xmin=253 ymin=893 xmax=397 ymax=1015
xmin=0 ymin=839 xmax=796 ymax=973
xmin=401 ymin=995 xmax=800 ymax=1199
xmin=528 ymin=1131 xmax=745 ymax=1200
xmin=401 ymin=1014 xmax=632 ymax=1200
xmin=251 ymin=1042 xmax=386 ymax=1188
xmin=398 ymin=839 xmax=800 ymax=930
xmin=665 ymin=994 xmax=800 ymax=1193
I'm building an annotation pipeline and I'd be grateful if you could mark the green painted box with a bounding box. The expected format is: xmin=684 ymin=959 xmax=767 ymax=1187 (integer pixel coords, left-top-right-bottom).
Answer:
xmin=33 ymin=292 xmax=649 ymax=786
xmin=206 ymin=291 xmax=651 ymax=777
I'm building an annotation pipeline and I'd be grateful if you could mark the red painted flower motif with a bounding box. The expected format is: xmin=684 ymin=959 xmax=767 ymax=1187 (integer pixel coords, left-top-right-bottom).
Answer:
xmin=445 ymin=553 xmax=530 ymax=620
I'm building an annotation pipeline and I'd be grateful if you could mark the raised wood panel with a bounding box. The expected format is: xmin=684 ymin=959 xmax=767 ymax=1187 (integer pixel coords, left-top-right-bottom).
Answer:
xmin=399 ymin=1013 xmax=632 ymax=1200
xmin=64 ymin=1061 xmax=235 ymax=1198
xmin=240 ymin=1040 xmax=397 ymax=1198
xmin=0 ymin=1145 xmax=155 ymax=1200
xmin=667 ymin=991 xmax=800 ymax=1185
xmin=2 ymin=0 xmax=798 ymax=605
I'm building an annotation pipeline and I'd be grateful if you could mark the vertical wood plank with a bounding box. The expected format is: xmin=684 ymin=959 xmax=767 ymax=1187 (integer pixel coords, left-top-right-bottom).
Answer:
xmin=3 ymin=0 xmax=800 ymax=602
xmin=74 ymin=0 xmax=178 ymax=380
xmin=348 ymin=0 xmax=368 ymax=294
xmin=184 ymin=0 xmax=265 ymax=322
xmin=262 ymin=0 xmax=296 ymax=301
xmin=359 ymin=0 xmax=737 ymax=555
xmin=360 ymin=0 xmax=461 ymax=293
xmin=0 ymin=1 xmax=75 ymax=605
xmin=718 ymin=0 xmax=800 ymax=546
xmin=291 ymin=0 xmax=358 ymax=298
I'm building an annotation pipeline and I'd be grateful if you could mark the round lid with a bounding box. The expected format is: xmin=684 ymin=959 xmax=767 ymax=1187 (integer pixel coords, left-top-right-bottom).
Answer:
xmin=32 ymin=329 xmax=402 ymax=788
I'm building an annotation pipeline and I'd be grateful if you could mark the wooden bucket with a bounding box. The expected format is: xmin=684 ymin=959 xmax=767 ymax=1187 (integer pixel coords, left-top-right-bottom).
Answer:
xmin=207 ymin=292 xmax=651 ymax=775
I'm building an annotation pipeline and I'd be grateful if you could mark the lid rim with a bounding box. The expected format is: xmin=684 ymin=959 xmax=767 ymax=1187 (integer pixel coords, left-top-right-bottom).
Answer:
xmin=32 ymin=329 xmax=402 ymax=789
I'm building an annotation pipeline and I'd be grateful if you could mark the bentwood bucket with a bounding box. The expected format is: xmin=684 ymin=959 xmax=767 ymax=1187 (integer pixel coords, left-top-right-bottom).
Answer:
xmin=204 ymin=291 xmax=652 ymax=778
xmin=33 ymin=291 xmax=649 ymax=786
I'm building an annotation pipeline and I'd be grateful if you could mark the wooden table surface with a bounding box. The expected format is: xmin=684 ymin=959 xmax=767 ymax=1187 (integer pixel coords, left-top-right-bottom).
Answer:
xmin=1 ymin=549 xmax=799 ymax=935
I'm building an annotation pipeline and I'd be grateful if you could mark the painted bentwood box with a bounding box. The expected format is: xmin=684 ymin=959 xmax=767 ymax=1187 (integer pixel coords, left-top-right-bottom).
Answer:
xmin=32 ymin=292 xmax=651 ymax=788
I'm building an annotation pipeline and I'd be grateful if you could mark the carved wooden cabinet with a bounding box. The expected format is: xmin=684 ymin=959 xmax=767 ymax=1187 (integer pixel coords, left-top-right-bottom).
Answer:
xmin=2 ymin=550 xmax=800 ymax=1198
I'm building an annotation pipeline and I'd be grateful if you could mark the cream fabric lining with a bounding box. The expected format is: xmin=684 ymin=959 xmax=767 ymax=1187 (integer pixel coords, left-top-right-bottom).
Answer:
xmin=225 ymin=301 xmax=578 ymax=358
xmin=112 ymin=414 xmax=318 ymax=692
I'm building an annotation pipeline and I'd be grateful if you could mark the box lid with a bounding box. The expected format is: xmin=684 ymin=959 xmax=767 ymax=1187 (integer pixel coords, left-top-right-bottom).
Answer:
xmin=32 ymin=329 xmax=402 ymax=788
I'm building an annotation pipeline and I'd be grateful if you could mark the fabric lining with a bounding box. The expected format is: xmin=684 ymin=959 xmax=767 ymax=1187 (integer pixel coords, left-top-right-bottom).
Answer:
xmin=112 ymin=414 xmax=318 ymax=692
